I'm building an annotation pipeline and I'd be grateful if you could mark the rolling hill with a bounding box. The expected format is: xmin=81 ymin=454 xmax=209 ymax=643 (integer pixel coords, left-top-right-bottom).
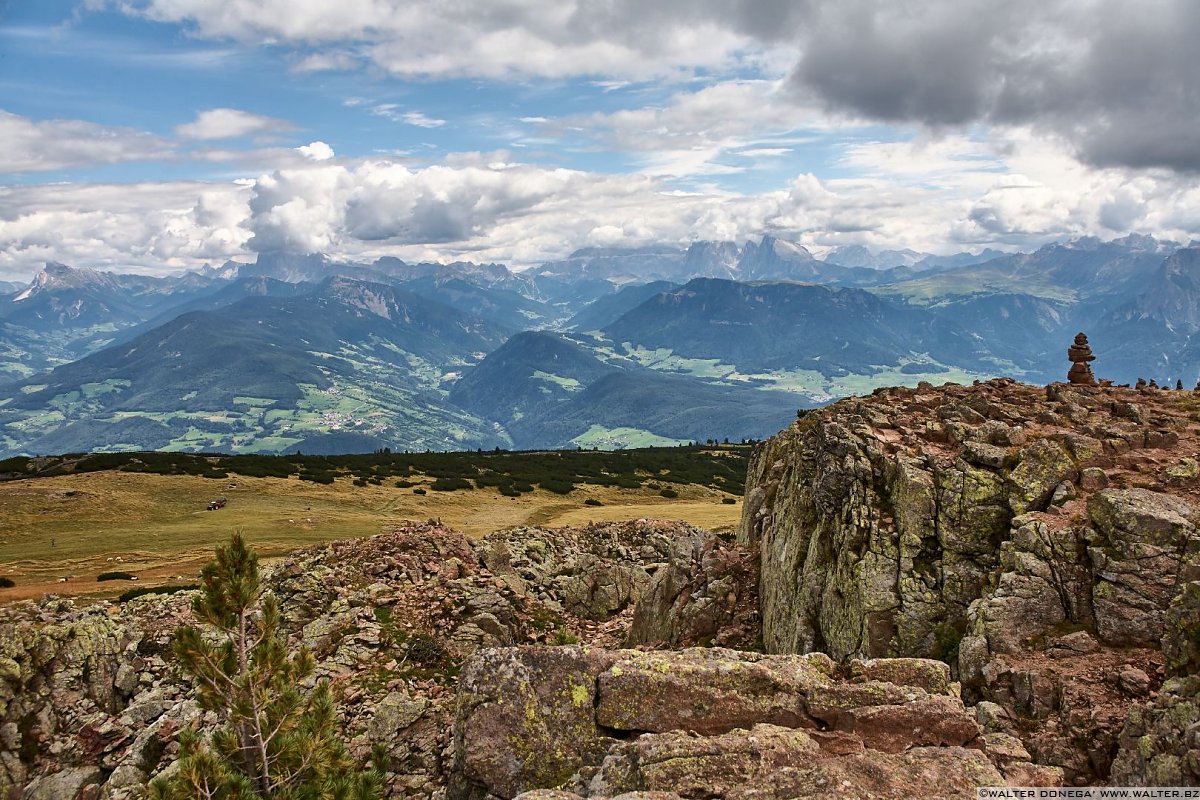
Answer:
xmin=0 ymin=278 xmax=509 ymax=456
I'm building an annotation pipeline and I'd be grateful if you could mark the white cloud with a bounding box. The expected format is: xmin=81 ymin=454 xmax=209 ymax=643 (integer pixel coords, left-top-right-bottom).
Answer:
xmin=368 ymin=105 xmax=446 ymax=128
xmin=296 ymin=141 xmax=335 ymax=161
xmin=175 ymin=108 xmax=294 ymax=140
xmin=399 ymin=112 xmax=445 ymax=129
xmin=0 ymin=180 xmax=252 ymax=278
xmin=115 ymin=0 xmax=1200 ymax=176
xmin=0 ymin=110 xmax=175 ymax=173
xmin=120 ymin=0 xmax=775 ymax=81
xmin=737 ymin=148 xmax=791 ymax=158
xmin=521 ymin=79 xmax=837 ymax=179
xmin=7 ymin=138 xmax=1200 ymax=279
xmin=291 ymin=50 xmax=360 ymax=73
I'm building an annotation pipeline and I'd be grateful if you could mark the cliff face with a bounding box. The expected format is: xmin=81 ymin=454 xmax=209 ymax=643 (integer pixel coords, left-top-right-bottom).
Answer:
xmin=740 ymin=377 xmax=1200 ymax=783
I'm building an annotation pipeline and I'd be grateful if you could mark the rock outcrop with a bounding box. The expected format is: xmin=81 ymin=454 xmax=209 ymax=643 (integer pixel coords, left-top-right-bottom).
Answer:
xmin=0 ymin=519 xmax=721 ymax=799
xmin=625 ymin=531 xmax=759 ymax=650
xmin=450 ymin=646 xmax=1054 ymax=800
xmin=740 ymin=377 xmax=1200 ymax=784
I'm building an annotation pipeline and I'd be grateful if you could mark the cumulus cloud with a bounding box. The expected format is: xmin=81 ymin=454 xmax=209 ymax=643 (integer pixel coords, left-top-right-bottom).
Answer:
xmin=296 ymin=141 xmax=335 ymax=161
xmin=8 ymin=145 xmax=1200 ymax=279
xmin=115 ymin=0 xmax=1200 ymax=173
xmin=175 ymin=108 xmax=294 ymax=140
xmin=117 ymin=0 xmax=778 ymax=79
xmin=0 ymin=180 xmax=252 ymax=278
xmin=0 ymin=110 xmax=175 ymax=173
xmin=787 ymin=0 xmax=1200 ymax=172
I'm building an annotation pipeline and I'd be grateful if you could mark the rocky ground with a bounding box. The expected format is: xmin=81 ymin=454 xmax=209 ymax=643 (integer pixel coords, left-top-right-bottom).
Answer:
xmin=0 ymin=518 xmax=756 ymax=799
xmin=4 ymin=377 xmax=1200 ymax=799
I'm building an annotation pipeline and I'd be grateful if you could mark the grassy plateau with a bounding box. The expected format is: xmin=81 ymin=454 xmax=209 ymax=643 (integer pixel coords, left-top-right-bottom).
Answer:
xmin=0 ymin=446 xmax=749 ymax=603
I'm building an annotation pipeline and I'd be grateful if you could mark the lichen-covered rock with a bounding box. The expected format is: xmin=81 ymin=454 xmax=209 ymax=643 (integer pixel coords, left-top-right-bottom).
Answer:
xmin=451 ymin=646 xmax=621 ymax=800
xmin=595 ymin=648 xmax=834 ymax=735
xmin=1111 ymin=675 xmax=1200 ymax=786
xmin=2 ymin=520 xmax=712 ymax=800
xmin=958 ymin=518 xmax=1094 ymax=685
xmin=1007 ymin=439 xmax=1077 ymax=515
xmin=590 ymin=724 xmax=1003 ymax=800
xmin=477 ymin=522 xmax=701 ymax=621
xmin=1163 ymin=581 xmax=1200 ymax=677
xmin=452 ymin=646 xmax=1038 ymax=799
xmin=1087 ymin=489 xmax=1198 ymax=647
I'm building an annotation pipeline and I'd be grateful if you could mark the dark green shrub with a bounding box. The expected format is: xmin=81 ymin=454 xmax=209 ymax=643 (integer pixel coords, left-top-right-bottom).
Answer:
xmin=0 ymin=577 xmax=13 ymax=588
xmin=584 ymin=498 xmax=603 ymax=506
xmin=405 ymin=632 xmax=448 ymax=666
xmin=540 ymin=479 xmax=575 ymax=495
xmin=0 ymin=456 xmax=31 ymax=474
xmin=395 ymin=479 xmax=416 ymax=488
xmin=722 ymin=497 xmax=737 ymax=504
xmin=431 ymin=477 xmax=473 ymax=491
xmin=498 ymin=484 xmax=521 ymax=497
xmin=659 ymin=488 xmax=679 ymax=499
xmin=412 ymin=488 xmax=427 ymax=495
xmin=97 ymin=571 xmax=136 ymax=581
xmin=119 ymin=584 xmax=199 ymax=602
xmin=552 ymin=628 xmax=579 ymax=645
xmin=932 ymin=621 xmax=966 ymax=665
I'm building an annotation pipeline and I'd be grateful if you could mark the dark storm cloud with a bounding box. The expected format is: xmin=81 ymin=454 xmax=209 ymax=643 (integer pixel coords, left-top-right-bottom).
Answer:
xmin=787 ymin=0 xmax=1200 ymax=171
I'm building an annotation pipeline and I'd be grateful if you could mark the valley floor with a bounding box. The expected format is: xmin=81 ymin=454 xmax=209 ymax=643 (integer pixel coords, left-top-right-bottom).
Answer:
xmin=0 ymin=470 xmax=740 ymax=603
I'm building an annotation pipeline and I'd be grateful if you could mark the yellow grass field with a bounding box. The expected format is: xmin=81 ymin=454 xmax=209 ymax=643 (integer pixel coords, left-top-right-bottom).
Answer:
xmin=0 ymin=470 xmax=742 ymax=603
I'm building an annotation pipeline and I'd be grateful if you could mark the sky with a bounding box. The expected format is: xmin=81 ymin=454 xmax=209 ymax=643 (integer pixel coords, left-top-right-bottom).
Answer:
xmin=1 ymin=0 xmax=1199 ymax=279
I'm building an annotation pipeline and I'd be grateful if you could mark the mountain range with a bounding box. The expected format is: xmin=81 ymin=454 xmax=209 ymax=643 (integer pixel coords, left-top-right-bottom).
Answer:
xmin=2 ymin=233 xmax=1199 ymax=456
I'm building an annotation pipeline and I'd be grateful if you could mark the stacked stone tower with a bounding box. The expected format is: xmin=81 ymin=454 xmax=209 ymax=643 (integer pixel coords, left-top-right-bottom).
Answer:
xmin=1067 ymin=332 xmax=1097 ymax=386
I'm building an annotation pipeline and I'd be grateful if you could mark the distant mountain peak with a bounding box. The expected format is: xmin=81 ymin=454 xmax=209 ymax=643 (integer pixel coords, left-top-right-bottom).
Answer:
xmin=14 ymin=262 xmax=121 ymax=302
xmin=320 ymin=275 xmax=396 ymax=316
xmin=823 ymin=244 xmax=926 ymax=269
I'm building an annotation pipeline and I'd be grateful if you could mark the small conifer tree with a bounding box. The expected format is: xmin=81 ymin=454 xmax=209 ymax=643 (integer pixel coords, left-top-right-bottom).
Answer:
xmin=152 ymin=532 xmax=381 ymax=800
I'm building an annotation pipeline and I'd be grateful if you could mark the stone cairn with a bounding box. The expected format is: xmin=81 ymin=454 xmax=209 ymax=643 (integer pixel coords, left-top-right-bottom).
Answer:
xmin=1067 ymin=331 xmax=1098 ymax=386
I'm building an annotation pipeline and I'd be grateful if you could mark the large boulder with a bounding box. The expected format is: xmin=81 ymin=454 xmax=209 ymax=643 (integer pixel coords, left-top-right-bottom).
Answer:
xmin=451 ymin=646 xmax=621 ymax=800
xmin=453 ymin=646 xmax=1036 ymax=800
xmin=20 ymin=765 xmax=103 ymax=800
xmin=1087 ymin=489 xmax=1198 ymax=646
xmin=595 ymin=648 xmax=834 ymax=735
xmin=587 ymin=724 xmax=1003 ymax=800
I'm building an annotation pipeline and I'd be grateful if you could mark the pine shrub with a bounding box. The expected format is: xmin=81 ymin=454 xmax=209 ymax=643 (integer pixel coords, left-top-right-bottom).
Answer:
xmin=150 ymin=533 xmax=381 ymax=799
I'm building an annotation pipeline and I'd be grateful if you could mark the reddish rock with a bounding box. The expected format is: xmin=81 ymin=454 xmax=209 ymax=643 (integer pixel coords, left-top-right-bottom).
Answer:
xmin=830 ymin=695 xmax=982 ymax=754
xmin=1067 ymin=332 xmax=1098 ymax=386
